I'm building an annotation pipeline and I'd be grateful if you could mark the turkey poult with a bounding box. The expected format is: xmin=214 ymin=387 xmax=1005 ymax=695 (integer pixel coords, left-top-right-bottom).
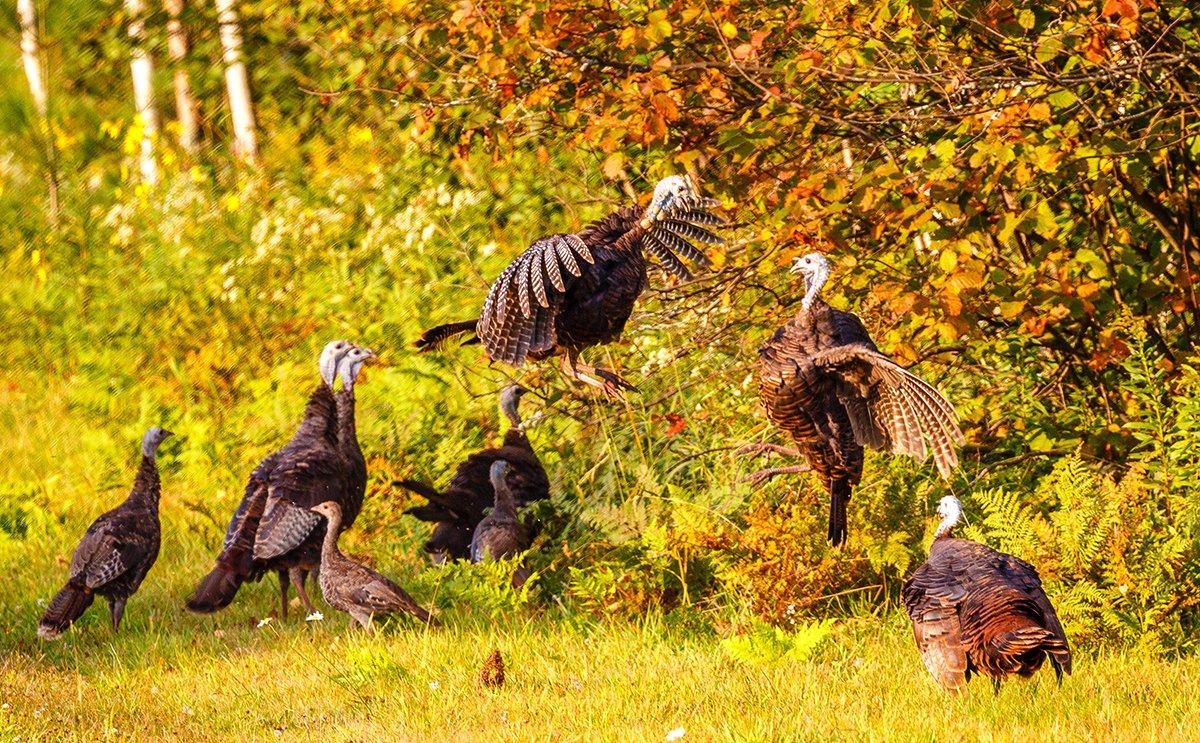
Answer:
xmin=470 ymin=460 xmax=532 ymax=586
xmin=401 ymin=385 xmax=549 ymax=562
xmin=39 ymin=427 xmax=172 ymax=640
xmin=756 ymin=252 xmax=964 ymax=546
xmin=902 ymin=496 xmax=1072 ymax=693
xmin=416 ymin=175 xmax=726 ymax=396
xmin=187 ymin=341 xmax=368 ymax=619
xmin=308 ymin=500 xmax=436 ymax=630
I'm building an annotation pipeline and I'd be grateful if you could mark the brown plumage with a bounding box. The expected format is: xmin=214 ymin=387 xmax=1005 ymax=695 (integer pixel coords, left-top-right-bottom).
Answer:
xmin=401 ymin=386 xmax=548 ymax=562
xmin=902 ymin=496 xmax=1072 ymax=693
xmin=756 ymin=252 xmax=964 ymax=545
xmin=309 ymin=500 xmax=436 ymax=630
xmin=470 ymin=460 xmax=532 ymax=589
xmin=416 ymin=176 xmax=725 ymax=395
xmin=478 ymin=649 xmax=505 ymax=688
xmin=187 ymin=341 xmax=371 ymax=619
xmin=39 ymin=427 xmax=171 ymax=639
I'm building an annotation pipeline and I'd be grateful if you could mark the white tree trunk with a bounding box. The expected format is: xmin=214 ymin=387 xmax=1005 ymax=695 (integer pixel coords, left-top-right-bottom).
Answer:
xmin=17 ymin=0 xmax=48 ymax=116
xmin=125 ymin=0 xmax=159 ymax=183
xmin=165 ymin=0 xmax=199 ymax=151
xmin=215 ymin=0 xmax=258 ymax=161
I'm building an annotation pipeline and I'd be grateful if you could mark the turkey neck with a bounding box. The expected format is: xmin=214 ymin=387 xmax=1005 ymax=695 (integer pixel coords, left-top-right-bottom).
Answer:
xmin=320 ymin=508 xmax=344 ymax=562
xmin=128 ymin=454 xmax=162 ymax=513
xmin=491 ymin=479 xmax=518 ymax=520
xmin=296 ymin=382 xmax=338 ymax=442
xmin=579 ymin=207 xmax=643 ymax=257
xmin=335 ymin=385 xmax=359 ymax=455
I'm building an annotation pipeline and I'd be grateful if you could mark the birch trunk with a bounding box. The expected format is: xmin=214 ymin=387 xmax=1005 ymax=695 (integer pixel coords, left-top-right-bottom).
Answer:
xmin=165 ymin=0 xmax=199 ymax=151
xmin=17 ymin=0 xmax=47 ymax=116
xmin=125 ymin=0 xmax=159 ymax=183
xmin=215 ymin=0 xmax=258 ymax=161
xmin=17 ymin=0 xmax=58 ymax=218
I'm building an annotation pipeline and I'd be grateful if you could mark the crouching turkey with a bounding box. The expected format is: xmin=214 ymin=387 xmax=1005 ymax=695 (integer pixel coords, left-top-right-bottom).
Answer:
xmin=39 ymin=427 xmax=172 ymax=639
xmin=902 ymin=495 xmax=1072 ymax=693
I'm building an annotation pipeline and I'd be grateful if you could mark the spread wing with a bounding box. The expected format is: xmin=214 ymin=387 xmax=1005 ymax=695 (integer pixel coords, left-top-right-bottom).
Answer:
xmin=476 ymin=234 xmax=594 ymax=366
xmin=810 ymin=344 xmax=964 ymax=478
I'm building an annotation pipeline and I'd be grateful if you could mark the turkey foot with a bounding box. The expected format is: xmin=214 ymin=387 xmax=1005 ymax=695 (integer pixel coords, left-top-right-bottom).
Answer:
xmin=742 ymin=464 xmax=812 ymax=486
xmin=561 ymin=357 xmax=638 ymax=399
xmin=736 ymin=443 xmax=805 ymax=458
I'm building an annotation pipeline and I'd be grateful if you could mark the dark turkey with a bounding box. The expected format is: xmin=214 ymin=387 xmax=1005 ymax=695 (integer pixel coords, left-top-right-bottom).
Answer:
xmin=470 ymin=460 xmax=532 ymax=587
xmin=401 ymin=385 xmax=548 ymax=562
xmin=187 ymin=340 xmax=364 ymax=619
xmin=334 ymin=345 xmax=375 ymax=534
xmin=39 ymin=427 xmax=172 ymax=639
xmin=416 ymin=176 xmax=725 ymax=396
xmin=309 ymin=500 xmax=435 ymax=630
xmin=902 ymin=496 xmax=1072 ymax=693
xmin=756 ymin=252 xmax=964 ymax=545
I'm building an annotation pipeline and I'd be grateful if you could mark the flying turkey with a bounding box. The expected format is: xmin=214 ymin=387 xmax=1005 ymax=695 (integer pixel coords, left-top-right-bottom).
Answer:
xmin=755 ymin=252 xmax=964 ymax=546
xmin=902 ymin=495 xmax=1072 ymax=693
xmin=39 ymin=426 xmax=172 ymax=639
xmin=469 ymin=460 xmax=532 ymax=587
xmin=401 ymin=385 xmax=548 ymax=562
xmin=308 ymin=500 xmax=436 ymax=630
xmin=416 ymin=175 xmax=726 ymax=396
xmin=187 ymin=340 xmax=358 ymax=618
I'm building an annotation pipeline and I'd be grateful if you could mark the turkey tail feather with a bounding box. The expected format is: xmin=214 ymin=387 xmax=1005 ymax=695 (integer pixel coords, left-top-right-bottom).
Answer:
xmin=38 ymin=582 xmax=95 ymax=640
xmin=416 ymin=320 xmax=479 ymax=352
xmin=186 ymin=563 xmax=245 ymax=614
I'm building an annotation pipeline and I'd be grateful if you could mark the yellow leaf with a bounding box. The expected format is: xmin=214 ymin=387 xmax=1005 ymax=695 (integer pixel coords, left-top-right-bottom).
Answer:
xmin=720 ymin=21 xmax=738 ymax=38
xmin=1000 ymin=301 xmax=1026 ymax=319
xmin=1028 ymin=102 xmax=1052 ymax=121
xmin=602 ymin=153 xmax=625 ymax=180
xmin=938 ymin=250 xmax=958 ymax=272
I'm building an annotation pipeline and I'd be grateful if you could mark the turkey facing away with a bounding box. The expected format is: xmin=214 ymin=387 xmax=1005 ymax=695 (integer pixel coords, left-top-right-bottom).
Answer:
xmin=470 ymin=460 xmax=532 ymax=587
xmin=401 ymin=385 xmax=548 ymax=562
xmin=309 ymin=500 xmax=435 ymax=630
xmin=756 ymin=252 xmax=964 ymax=546
xmin=416 ymin=175 xmax=726 ymax=396
xmin=187 ymin=341 xmax=374 ymax=619
xmin=903 ymin=496 xmax=1072 ymax=693
xmin=39 ymin=427 xmax=172 ymax=640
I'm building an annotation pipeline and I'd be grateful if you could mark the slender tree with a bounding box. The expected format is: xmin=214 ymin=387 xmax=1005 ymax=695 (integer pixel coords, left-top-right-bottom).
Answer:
xmin=164 ymin=0 xmax=199 ymax=151
xmin=124 ymin=0 xmax=159 ymax=183
xmin=214 ymin=0 xmax=258 ymax=161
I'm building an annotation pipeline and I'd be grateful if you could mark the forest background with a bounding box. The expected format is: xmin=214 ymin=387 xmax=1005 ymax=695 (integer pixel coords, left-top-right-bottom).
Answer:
xmin=1 ymin=0 xmax=1199 ymax=739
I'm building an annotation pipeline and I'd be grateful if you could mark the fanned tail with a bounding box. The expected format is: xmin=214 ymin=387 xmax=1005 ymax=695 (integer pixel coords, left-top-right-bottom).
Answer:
xmin=38 ymin=582 xmax=95 ymax=640
xmin=395 ymin=479 xmax=441 ymax=501
xmin=416 ymin=320 xmax=479 ymax=352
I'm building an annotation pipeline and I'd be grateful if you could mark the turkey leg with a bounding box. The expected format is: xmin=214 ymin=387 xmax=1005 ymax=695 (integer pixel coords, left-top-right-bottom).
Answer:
xmin=108 ymin=598 xmax=127 ymax=633
xmin=289 ymin=568 xmax=318 ymax=616
xmin=561 ymin=356 xmax=637 ymax=398
xmin=277 ymin=570 xmax=290 ymax=620
xmin=741 ymin=464 xmax=811 ymax=486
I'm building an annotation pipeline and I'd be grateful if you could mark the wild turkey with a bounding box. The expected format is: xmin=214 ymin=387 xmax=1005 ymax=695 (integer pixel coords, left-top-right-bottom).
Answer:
xmin=187 ymin=340 xmax=356 ymax=618
xmin=401 ymin=385 xmax=548 ymax=562
xmin=308 ymin=500 xmax=435 ymax=630
xmin=478 ymin=649 xmax=505 ymax=688
xmin=39 ymin=427 xmax=172 ymax=639
xmin=755 ymin=252 xmax=964 ymax=546
xmin=334 ymin=345 xmax=375 ymax=533
xmin=416 ymin=175 xmax=725 ymax=396
xmin=902 ymin=495 xmax=1072 ymax=693
xmin=469 ymin=460 xmax=532 ymax=586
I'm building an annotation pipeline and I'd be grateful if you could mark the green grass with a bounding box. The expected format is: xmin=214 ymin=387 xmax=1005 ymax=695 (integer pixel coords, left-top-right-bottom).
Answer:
xmin=3 ymin=501 xmax=1199 ymax=742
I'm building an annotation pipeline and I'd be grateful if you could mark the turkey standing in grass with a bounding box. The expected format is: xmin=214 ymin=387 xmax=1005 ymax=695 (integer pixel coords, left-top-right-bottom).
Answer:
xmin=309 ymin=500 xmax=435 ymax=630
xmin=902 ymin=495 xmax=1072 ymax=693
xmin=469 ymin=460 xmax=532 ymax=586
xmin=39 ymin=427 xmax=172 ymax=639
xmin=187 ymin=340 xmax=358 ymax=619
xmin=755 ymin=252 xmax=964 ymax=546
xmin=334 ymin=345 xmax=376 ymax=534
xmin=401 ymin=385 xmax=548 ymax=562
xmin=416 ymin=176 xmax=726 ymax=396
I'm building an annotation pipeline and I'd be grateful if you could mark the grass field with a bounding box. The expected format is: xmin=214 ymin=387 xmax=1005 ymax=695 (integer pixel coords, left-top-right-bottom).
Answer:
xmin=3 ymin=506 xmax=1199 ymax=743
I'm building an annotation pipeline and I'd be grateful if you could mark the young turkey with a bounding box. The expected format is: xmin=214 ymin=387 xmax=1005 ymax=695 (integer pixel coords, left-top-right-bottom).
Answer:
xmin=469 ymin=460 xmax=532 ymax=587
xmin=401 ymin=385 xmax=548 ymax=562
xmin=902 ymin=495 xmax=1072 ymax=693
xmin=755 ymin=252 xmax=964 ymax=545
xmin=309 ymin=500 xmax=436 ymax=630
xmin=39 ymin=427 xmax=172 ymax=639
xmin=416 ymin=176 xmax=725 ymax=396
